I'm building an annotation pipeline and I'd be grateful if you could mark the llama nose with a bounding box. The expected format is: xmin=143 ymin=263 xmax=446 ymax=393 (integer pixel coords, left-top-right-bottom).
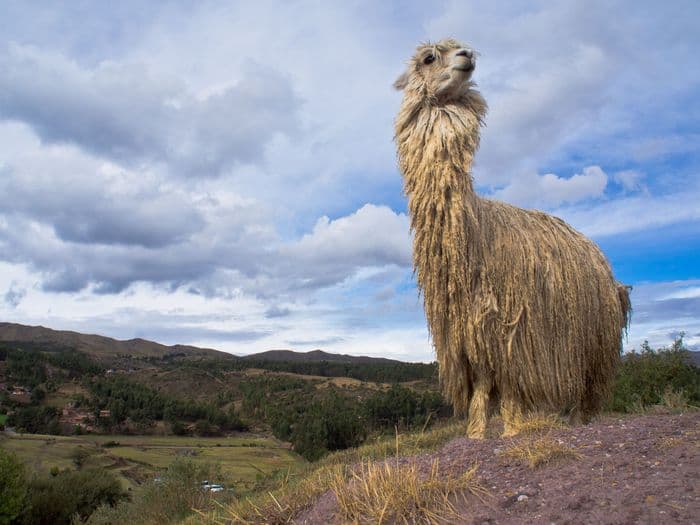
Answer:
xmin=456 ymin=48 xmax=473 ymax=58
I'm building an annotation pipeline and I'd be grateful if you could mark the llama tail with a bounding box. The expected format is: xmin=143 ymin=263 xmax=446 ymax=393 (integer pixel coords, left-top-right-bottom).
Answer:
xmin=617 ymin=283 xmax=632 ymax=333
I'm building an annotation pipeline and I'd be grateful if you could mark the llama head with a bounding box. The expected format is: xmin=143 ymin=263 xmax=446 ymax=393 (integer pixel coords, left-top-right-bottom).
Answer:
xmin=394 ymin=39 xmax=477 ymax=103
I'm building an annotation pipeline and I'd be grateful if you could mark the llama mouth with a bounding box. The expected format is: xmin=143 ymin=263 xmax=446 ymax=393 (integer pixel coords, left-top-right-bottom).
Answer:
xmin=453 ymin=63 xmax=475 ymax=73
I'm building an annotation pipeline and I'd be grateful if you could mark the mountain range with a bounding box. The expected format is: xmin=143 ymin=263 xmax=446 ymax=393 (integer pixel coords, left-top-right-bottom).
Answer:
xmin=0 ymin=322 xmax=406 ymax=365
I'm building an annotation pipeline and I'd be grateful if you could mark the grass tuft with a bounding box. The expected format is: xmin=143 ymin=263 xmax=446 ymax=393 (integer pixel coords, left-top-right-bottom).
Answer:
xmin=500 ymin=436 xmax=581 ymax=469
xmin=331 ymin=459 xmax=486 ymax=525
xmin=503 ymin=413 xmax=567 ymax=437
xmin=656 ymin=436 xmax=684 ymax=449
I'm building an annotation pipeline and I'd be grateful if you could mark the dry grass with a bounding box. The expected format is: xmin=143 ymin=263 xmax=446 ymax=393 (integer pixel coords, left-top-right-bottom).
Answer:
xmin=500 ymin=436 xmax=582 ymax=469
xmin=656 ymin=436 xmax=684 ymax=449
xmin=331 ymin=459 xmax=486 ymax=525
xmin=628 ymin=388 xmax=698 ymax=416
xmin=657 ymin=428 xmax=700 ymax=450
xmin=502 ymin=413 xmax=567 ymax=437
xmin=661 ymin=387 xmax=695 ymax=411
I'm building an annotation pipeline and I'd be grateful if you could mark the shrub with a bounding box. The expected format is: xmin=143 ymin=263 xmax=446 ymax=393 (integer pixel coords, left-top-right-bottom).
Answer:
xmin=0 ymin=449 xmax=27 ymax=525
xmin=20 ymin=468 xmax=127 ymax=525
xmin=171 ymin=420 xmax=187 ymax=436
xmin=607 ymin=335 xmax=700 ymax=412
xmin=193 ymin=419 xmax=214 ymax=436
xmin=71 ymin=447 xmax=93 ymax=469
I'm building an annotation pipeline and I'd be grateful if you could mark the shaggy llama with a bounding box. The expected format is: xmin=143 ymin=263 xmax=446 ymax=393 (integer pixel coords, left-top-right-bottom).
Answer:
xmin=394 ymin=39 xmax=631 ymax=438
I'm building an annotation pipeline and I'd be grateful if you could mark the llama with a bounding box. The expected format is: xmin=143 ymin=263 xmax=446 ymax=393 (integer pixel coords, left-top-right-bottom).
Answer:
xmin=394 ymin=39 xmax=630 ymax=437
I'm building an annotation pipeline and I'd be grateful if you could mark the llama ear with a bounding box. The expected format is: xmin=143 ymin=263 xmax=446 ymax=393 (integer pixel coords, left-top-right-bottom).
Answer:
xmin=393 ymin=71 xmax=409 ymax=90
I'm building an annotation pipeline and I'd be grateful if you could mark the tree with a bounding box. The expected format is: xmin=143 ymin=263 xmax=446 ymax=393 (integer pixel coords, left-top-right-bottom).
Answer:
xmin=0 ymin=449 xmax=27 ymax=525
xmin=291 ymin=391 xmax=365 ymax=461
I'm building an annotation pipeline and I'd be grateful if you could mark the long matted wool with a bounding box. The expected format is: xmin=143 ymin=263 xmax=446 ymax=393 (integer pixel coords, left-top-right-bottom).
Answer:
xmin=394 ymin=40 xmax=631 ymax=437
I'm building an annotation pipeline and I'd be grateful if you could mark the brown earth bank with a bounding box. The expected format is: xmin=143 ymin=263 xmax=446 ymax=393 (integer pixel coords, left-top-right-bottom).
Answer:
xmin=295 ymin=411 xmax=699 ymax=524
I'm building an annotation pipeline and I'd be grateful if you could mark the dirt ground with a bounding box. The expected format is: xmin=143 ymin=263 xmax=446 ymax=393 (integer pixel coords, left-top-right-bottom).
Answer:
xmin=295 ymin=411 xmax=700 ymax=524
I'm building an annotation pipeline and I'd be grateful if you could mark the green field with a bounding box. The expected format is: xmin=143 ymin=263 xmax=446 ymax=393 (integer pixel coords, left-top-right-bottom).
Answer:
xmin=0 ymin=432 xmax=305 ymax=491
xmin=0 ymin=414 xmax=7 ymax=425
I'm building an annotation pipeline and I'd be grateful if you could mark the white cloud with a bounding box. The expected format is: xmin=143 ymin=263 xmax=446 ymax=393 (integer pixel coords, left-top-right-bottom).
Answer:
xmin=0 ymin=124 xmax=204 ymax=248
xmin=427 ymin=1 xmax=700 ymax=186
xmin=0 ymin=43 xmax=301 ymax=176
xmin=556 ymin=188 xmax=700 ymax=238
xmin=659 ymin=286 xmax=700 ymax=301
xmin=613 ymin=170 xmax=646 ymax=193
xmin=282 ymin=204 xmax=410 ymax=269
xmin=493 ymin=165 xmax=608 ymax=208
xmin=625 ymin=280 xmax=700 ymax=351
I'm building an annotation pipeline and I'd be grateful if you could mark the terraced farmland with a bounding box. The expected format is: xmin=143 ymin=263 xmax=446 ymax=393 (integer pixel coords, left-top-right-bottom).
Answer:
xmin=0 ymin=432 xmax=304 ymax=491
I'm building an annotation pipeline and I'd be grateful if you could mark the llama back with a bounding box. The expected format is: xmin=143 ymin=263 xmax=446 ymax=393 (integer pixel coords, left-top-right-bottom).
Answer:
xmin=466 ymin=199 xmax=626 ymax=412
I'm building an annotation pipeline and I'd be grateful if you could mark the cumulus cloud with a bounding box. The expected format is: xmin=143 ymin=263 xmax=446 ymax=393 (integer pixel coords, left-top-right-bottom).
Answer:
xmin=0 ymin=194 xmax=274 ymax=294
xmin=277 ymin=204 xmax=411 ymax=290
xmin=0 ymin=135 xmax=204 ymax=248
xmin=0 ymin=44 xmax=301 ymax=177
xmin=0 ymin=194 xmax=412 ymax=298
xmin=493 ymin=165 xmax=608 ymax=208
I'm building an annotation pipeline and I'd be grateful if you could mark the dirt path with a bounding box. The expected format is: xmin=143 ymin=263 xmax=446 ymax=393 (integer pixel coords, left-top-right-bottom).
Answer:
xmin=295 ymin=411 xmax=700 ymax=524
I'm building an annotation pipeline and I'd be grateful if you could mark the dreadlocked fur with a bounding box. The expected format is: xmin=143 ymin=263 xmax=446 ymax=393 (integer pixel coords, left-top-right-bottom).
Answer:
xmin=394 ymin=39 xmax=631 ymax=438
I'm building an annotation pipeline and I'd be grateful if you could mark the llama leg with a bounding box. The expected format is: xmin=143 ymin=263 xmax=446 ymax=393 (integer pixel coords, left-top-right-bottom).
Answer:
xmin=501 ymin=394 xmax=524 ymax=437
xmin=568 ymin=406 xmax=585 ymax=426
xmin=576 ymin=370 xmax=609 ymax=425
xmin=466 ymin=375 xmax=491 ymax=439
xmin=576 ymin=396 xmax=598 ymax=425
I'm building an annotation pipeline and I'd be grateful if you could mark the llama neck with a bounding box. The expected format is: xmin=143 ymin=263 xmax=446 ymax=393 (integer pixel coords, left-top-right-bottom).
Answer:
xmin=395 ymin=91 xmax=486 ymax=349
xmin=395 ymin=88 xmax=485 ymax=215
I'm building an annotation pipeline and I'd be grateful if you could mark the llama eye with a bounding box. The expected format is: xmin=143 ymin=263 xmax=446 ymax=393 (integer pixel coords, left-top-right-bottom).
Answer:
xmin=423 ymin=54 xmax=435 ymax=65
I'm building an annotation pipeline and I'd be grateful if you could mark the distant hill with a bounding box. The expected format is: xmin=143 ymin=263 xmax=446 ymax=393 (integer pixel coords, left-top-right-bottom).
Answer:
xmin=0 ymin=322 xmax=407 ymax=367
xmin=0 ymin=322 xmax=234 ymax=362
xmin=242 ymin=349 xmax=405 ymax=365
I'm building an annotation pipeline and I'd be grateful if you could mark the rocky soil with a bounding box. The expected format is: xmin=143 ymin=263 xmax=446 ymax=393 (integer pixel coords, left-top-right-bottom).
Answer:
xmin=295 ymin=411 xmax=700 ymax=524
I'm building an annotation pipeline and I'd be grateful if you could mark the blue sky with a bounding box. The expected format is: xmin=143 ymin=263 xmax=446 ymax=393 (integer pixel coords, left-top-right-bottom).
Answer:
xmin=0 ymin=1 xmax=698 ymax=360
